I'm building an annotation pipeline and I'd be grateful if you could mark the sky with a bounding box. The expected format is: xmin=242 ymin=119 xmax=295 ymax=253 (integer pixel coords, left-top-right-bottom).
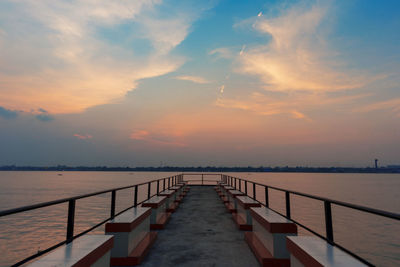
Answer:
xmin=0 ymin=0 xmax=399 ymax=167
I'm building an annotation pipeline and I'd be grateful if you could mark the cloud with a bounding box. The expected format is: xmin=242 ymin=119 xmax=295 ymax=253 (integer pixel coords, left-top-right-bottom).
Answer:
xmin=73 ymin=134 xmax=93 ymax=140
xmin=216 ymin=91 xmax=370 ymax=120
xmin=35 ymin=114 xmax=54 ymax=122
xmin=34 ymin=108 xmax=54 ymax=122
xmin=237 ymin=2 xmax=370 ymax=92
xmin=130 ymin=130 xmax=150 ymax=140
xmin=354 ymin=98 xmax=400 ymax=117
xmin=209 ymin=47 xmax=234 ymax=59
xmin=0 ymin=106 xmax=18 ymax=119
xmin=175 ymin=75 xmax=210 ymax=84
xmin=0 ymin=0 xmax=211 ymax=114
xmin=130 ymin=129 xmax=186 ymax=147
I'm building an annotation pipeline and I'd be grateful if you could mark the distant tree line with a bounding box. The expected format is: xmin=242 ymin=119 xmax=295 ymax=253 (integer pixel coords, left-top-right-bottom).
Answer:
xmin=0 ymin=165 xmax=399 ymax=173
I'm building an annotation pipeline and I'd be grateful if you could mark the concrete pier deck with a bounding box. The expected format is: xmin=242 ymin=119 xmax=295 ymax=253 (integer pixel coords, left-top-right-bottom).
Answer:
xmin=141 ymin=186 xmax=259 ymax=266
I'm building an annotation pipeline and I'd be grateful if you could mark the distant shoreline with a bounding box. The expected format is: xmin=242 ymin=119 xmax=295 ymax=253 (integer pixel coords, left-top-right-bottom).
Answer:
xmin=1 ymin=166 xmax=399 ymax=173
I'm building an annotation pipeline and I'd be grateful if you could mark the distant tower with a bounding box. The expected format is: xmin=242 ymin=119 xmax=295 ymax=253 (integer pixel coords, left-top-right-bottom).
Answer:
xmin=375 ymin=159 xmax=378 ymax=169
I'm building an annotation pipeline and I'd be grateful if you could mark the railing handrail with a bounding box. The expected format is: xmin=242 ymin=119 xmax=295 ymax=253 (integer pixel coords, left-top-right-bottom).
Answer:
xmin=1 ymin=172 xmax=399 ymax=267
xmin=1 ymin=173 xmax=184 ymax=266
xmin=219 ymin=174 xmax=400 ymax=267
xmin=224 ymin=175 xmax=400 ymax=220
xmin=0 ymin=176 xmax=179 ymax=217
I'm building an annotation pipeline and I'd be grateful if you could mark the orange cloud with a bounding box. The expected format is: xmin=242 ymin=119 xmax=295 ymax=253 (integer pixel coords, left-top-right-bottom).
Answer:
xmin=237 ymin=3 xmax=371 ymax=92
xmin=73 ymin=134 xmax=93 ymax=140
xmin=130 ymin=130 xmax=186 ymax=147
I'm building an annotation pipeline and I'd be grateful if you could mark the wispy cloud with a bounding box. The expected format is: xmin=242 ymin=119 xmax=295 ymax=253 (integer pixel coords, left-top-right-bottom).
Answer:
xmin=175 ymin=75 xmax=210 ymax=84
xmin=354 ymin=98 xmax=400 ymax=117
xmin=74 ymin=134 xmax=93 ymax=140
xmin=35 ymin=108 xmax=54 ymax=122
xmin=0 ymin=0 xmax=212 ymax=114
xmin=216 ymin=91 xmax=370 ymax=120
xmin=209 ymin=47 xmax=234 ymax=59
xmin=237 ymin=2 xmax=370 ymax=92
xmin=130 ymin=129 xmax=186 ymax=147
xmin=130 ymin=130 xmax=150 ymax=141
xmin=0 ymin=106 xmax=18 ymax=119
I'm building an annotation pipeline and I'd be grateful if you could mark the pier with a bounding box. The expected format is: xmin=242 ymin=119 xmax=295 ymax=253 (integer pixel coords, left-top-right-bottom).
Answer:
xmin=0 ymin=173 xmax=399 ymax=266
xmin=141 ymin=186 xmax=258 ymax=266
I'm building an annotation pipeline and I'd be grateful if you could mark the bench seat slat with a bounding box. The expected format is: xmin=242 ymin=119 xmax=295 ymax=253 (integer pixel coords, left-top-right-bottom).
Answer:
xmin=105 ymin=207 xmax=151 ymax=232
xmin=28 ymin=235 xmax=113 ymax=267
xmin=250 ymin=207 xmax=297 ymax=234
xmin=159 ymin=190 xmax=175 ymax=197
xmin=287 ymin=236 xmax=367 ymax=267
xmin=236 ymin=196 xmax=261 ymax=209
xmin=142 ymin=196 xmax=167 ymax=208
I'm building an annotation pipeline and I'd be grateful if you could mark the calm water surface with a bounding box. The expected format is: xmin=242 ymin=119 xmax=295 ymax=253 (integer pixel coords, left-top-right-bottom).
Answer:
xmin=0 ymin=172 xmax=399 ymax=266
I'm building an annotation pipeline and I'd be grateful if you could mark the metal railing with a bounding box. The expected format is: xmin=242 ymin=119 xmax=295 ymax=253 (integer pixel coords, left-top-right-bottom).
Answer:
xmin=0 ymin=174 xmax=183 ymax=266
xmin=1 ymin=172 xmax=399 ymax=266
xmin=217 ymin=174 xmax=400 ymax=267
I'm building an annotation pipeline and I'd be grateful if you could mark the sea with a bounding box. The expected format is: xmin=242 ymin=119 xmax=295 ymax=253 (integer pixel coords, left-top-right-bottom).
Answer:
xmin=0 ymin=171 xmax=399 ymax=266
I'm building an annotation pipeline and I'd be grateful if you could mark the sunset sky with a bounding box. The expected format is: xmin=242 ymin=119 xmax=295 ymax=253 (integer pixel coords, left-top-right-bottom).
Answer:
xmin=0 ymin=0 xmax=399 ymax=167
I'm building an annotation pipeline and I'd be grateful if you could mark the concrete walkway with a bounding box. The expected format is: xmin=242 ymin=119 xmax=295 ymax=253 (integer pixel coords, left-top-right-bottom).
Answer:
xmin=141 ymin=186 xmax=259 ymax=267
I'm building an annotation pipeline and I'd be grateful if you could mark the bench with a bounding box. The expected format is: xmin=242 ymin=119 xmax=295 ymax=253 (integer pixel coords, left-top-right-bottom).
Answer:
xmin=245 ymin=207 xmax=297 ymax=267
xmin=27 ymin=235 xmax=114 ymax=267
xmin=286 ymin=236 xmax=367 ymax=267
xmin=177 ymin=182 xmax=190 ymax=196
xmin=215 ymin=181 xmax=227 ymax=193
xmin=219 ymin=185 xmax=235 ymax=203
xmin=169 ymin=185 xmax=183 ymax=204
xmin=159 ymin=189 xmax=178 ymax=213
xmin=225 ymin=190 xmax=246 ymax=213
xmin=142 ymin=195 xmax=171 ymax=230
xmin=105 ymin=207 xmax=157 ymax=266
xmin=233 ymin=196 xmax=261 ymax=230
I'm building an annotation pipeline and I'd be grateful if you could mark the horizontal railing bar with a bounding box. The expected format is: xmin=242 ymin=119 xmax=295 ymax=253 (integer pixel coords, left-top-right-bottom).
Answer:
xmin=259 ymin=203 xmax=373 ymax=266
xmin=182 ymin=173 xmax=222 ymax=175
xmin=12 ymin=189 xmax=161 ymax=266
xmin=230 ymin=181 xmax=374 ymax=266
xmin=224 ymin=175 xmax=400 ymax=220
xmin=0 ymin=176 xmax=181 ymax=217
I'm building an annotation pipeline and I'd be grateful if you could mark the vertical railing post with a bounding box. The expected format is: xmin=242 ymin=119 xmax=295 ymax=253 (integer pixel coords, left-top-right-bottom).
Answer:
xmin=239 ymin=179 xmax=241 ymax=191
xmin=134 ymin=185 xmax=138 ymax=207
xmin=157 ymin=180 xmax=160 ymax=195
xmin=253 ymin=183 xmax=256 ymax=199
xmin=265 ymin=186 xmax=269 ymax=208
xmin=147 ymin=182 xmax=151 ymax=200
xmin=234 ymin=178 xmax=237 ymax=189
xmin=245 ymin=181 xmax=248 ymax=195
xmin=285 ymin=191 xmax=291 ymax=219
xmin=202 ymin=174 xmax=204 ymax=185
xmin=66 ymin=199 xmax=76 ymax=243
xmin=110 ymin=190 xmax=116 ymax=219
xmin=324 ymin=201 xmax=334 ymax=243
xmin=163 ymin=178 xmax=166 ymax=191
xmin=168 ymin=177 xmax=171 ymax=188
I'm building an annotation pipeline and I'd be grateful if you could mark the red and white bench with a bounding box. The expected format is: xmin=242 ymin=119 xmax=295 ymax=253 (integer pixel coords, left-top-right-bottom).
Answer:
xmin=286 ymin=236 xmax=367 ymax=267
xmin=142 ymin=195 xmax=171 ymax=230
xmin=225 ymin=190 xmax=245 ymax=213
xmin=177 ymin=182 xmax=189 ymax=197
xmin=159 ymin=189 xmax=178 ymax=213
xmin=219 ymin=185 xmax=235 ymax=203
xmin=105 ymin=207 xmax=157 ymax=266
xmin=245 ymin=207 xmax=297 ymax=267
xmin=233 ymin=196 xmax=261 ymax=230
xmin=27 ymin=235 xmax=114 ymax=267
xmin=214 ymin=181 xmax=227 ymax=193
xmin=169 ymin=185 xmax=183 ymax=204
